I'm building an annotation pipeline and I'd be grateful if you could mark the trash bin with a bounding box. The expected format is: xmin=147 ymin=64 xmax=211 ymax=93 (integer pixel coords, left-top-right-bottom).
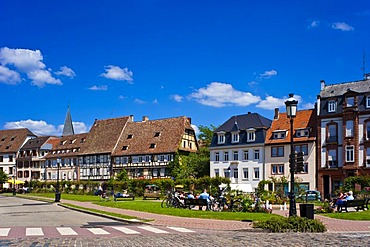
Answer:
xmin=300 ymin=203 xmax=314 ymax=219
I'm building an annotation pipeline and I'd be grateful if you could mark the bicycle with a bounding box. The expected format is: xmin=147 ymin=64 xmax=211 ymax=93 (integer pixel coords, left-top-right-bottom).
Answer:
xmin=161 ymin=191 xmax=185 ymax=208
xmin=210 ymin=189 xmax=243 ymax=212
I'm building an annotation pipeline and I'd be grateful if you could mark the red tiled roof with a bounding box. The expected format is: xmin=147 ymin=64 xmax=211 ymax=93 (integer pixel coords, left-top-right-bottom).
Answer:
xmin=0 ymin=128 xmax=36 ymax=153
xmin=113 ymin=116 xmax=195 ymax=156
xmin=265 ymin=109 xmax=316 ymax=145
xmin=46 ymin=133 xmax=88 ymax=158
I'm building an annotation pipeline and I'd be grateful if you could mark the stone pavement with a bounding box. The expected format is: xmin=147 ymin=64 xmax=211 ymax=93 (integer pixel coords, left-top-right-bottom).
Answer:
xmin=61 ymin=199 xmax=370 ymax=232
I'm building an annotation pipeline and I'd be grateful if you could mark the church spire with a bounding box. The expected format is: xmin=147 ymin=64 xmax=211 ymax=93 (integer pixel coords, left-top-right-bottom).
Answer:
xmin=62 ymin=105 xmax=75 ymax=137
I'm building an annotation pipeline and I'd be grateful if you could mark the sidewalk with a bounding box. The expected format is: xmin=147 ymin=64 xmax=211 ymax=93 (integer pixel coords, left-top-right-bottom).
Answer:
xmin=61 ymin=199 xmax=370 ymax=232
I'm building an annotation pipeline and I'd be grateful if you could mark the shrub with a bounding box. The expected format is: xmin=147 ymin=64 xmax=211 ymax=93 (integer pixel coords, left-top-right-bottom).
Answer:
xmin=314 ymin=200 xmax=334 ymax=214
xmin=253 ymin=216 xmax=327 ymax=233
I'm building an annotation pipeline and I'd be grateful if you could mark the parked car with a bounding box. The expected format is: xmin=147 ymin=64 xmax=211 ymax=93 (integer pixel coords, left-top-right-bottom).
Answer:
xmin=297 ymin=190 xmax=322 ymax=202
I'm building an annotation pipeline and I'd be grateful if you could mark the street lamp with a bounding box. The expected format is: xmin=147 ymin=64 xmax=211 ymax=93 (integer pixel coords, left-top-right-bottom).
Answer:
xmin=12 ymin=165 xmax=16 ymax=196
xmin=55 ymin=157 xmax=61 ymax=202
xmin=285 ymin=93 xmax=298 ymax=217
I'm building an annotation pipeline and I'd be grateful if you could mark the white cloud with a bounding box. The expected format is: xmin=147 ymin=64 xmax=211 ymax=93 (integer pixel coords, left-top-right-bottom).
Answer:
xmin=309 ymin=20 xmax=320 ymax=28
xmin=55 ymin=66 xmax=76 ymax=78
xmin=256 ymin=95 xmax=303 ymax=110
xmin=256 ymin=96 xmax=286 ymax=109
xmin=0 ymin=47 xmax=62 ymax=87
xmin=5 ymin=119 xmax=88 ymax=136
xmin=0 ymin=65 xmax=21 ymax=85
xmin=302 ymin=102 xmax=315 ymax=109
xmin=118 ymin=95 xmax=126 ymax=100
xmin=153 ymin=99 xmax=158 ymax=104
xmin=191 ymin=124 xmax=199 ymax=136
xmin=189 ymin=82 xmax=260 ymax=107
xmin=88 ymin=85 xmax=108 ymax=91
xmin=171 ymin=94 xmax=183 ymax=102
xmin=258 ymin=70 xmax=278 ymax=79
xmin=332 ymin=22 xmax=354 ymax=31
xmin=101 ymin=65 xmax=133 ymax=83
xmin=134 ymin=98 xmax=146 ymax=104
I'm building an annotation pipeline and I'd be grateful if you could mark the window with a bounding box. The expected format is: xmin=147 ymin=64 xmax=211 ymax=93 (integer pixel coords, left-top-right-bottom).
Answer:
xmin=294 ymin=144 xmax=308 ymax=155
xmin=233 ymin=151 xmax=238 ymax=161
xmin=243 ymin=168 xmax=249 ymax=179
xmin=346 ymin=120 xmax=354 ymax=137
xmin=0 ymin=156 xmax=3 ymax=162
xmin=214 ymin=169 xmax=219 ymax=177
xmin=233 ymin=169 xmax=238 ymax=178
xmin=253 ymin=168 xmax=260 ymax=180
xmin=296 ymin=129 xmax=309 ymax=137
xmin=218 ymin=132 xmax=225 ymax=144
xmin=327 ymin=124 xmax=337 ymax=142
xmin=127 ymin=134 xmax=133 ymax=139
xmin=243 ymin=150 xmax=249 ymax=160
xmin=346 ymin=145 xmax=354 ymax=162
xmin=328 ymin=100 xmax=336 ymax=112
xmin=366 ymin=122 xmax=370 ymax=140
xmin=366 ymin=148 xmax=370 ymax=167
xmin=224 ymin=168 xmax=230 ymax=178
xmin=328 ymin=149 xmax=337 ymax=168
xmin=122 ymin=146 xmax=128 ymax=150
xmin=150 ymin=143 xmax=156 ymax=149
xmin=224 ymin=151 xmax=229 ymax=161
xmin=346 ymin=97 xmax=354 ymax=107
xmin=215 ymin=152 xmax=220 ymax=162
xmin=272 ymin=164 xmax=284 ymax=174
xmin=273 ymin=131 xmax=286 ymax=139
xmin=247 ymin=130 xmax=256 ymax=142
xmin=254 ymin=150 xmax=260 ymax=160
xmin=367 ymin=96 xmax=370 ymax=108
xmin=231 ymin=132 xmax=239 ymax=143
xmin=154 ymin=132 xmax=160 ymax=137
xmin=271 ymin=146 xmax=284 ymax=157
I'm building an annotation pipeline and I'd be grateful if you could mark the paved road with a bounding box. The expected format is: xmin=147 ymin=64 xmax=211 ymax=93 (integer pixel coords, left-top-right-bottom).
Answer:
xmin=0 ymin=232 xmax=369 ymax=246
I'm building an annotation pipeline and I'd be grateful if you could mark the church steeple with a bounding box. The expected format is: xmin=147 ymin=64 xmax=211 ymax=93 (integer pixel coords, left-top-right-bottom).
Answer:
xmin=62 ymin=105 xmax=75 ymax=137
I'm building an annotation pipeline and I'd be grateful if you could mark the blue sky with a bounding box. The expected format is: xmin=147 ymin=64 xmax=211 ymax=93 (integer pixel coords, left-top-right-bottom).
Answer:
xmin=1 ymin=1 xmax=369 ymax=136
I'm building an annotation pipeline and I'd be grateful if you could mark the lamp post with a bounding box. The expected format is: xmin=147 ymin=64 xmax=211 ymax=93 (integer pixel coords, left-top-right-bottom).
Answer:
xmin=55 ymin=157 xmax=61 ymax=202
xmin=285 ymin=93 xmax=298 ymax=217
xmin=12 ymin=165 xmax=16 ymax=196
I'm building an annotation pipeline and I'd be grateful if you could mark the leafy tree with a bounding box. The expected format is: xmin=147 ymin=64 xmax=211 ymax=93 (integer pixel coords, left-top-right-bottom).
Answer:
xmin=116 ymin=169 xmax=129 ymax=181
xmin=0 ymin=169 xmax=8 ymax=184
xmin=197 ymin=124 xmax=217 ymax=146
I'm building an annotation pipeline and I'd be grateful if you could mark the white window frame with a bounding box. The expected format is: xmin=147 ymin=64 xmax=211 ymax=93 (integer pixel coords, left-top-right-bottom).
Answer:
xmin=215 ymin=152 xmax=220 ymax=162
xmin=233 ymin=151 xmax=238 ymax=161
xmin=254 ymin=149 xmax=260 ymax=160
xmin=253 ymin=167 xmax=260 ymax=180
xmin=218 ymin=132 xmax=225 ymax=144
xmin=243 ymin=150 xmax=249 ymax=160
xmin=231 ymin=132 xmax=239 ymax=143
xmin=346 ymin=97 xmax=354 ymax=107
xmin=247 ymin=129 xmax=256 ymax=142
xmin=345 ymin=145 xmax=354 ymax=162
xmin=224 ymin=151 xmax=229 ymax=161
xmin=367 ymin=96 xmax=370 ymax=108
xmin=243 ymin=168 xmax=249 ymax=180
xmin=328 ymin=100 xmax=336 ymax=112
xmin=346 ymin=120 xmax=354 ymax=137
xmin=233 ymin=169 xmax=238 ymax=178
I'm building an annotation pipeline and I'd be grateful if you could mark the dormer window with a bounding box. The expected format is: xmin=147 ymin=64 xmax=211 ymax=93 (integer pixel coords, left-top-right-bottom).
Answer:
xmin=122 ymin=145 xmax=129 ymax=150
xmin=231 ymin=132 xmax=239 ymax=143
xmin=296 ymin=128 xmax=309 ymax=137
xmin=127 ymin=134 xmax=133 ymax=139
xmin=273 ymin=130 xmax=286 ymax=139
xmin=217 ymin=132 xmax=225 ymax=144
xmin=328 ymin=100 xmax=336 ymax=112
xmin=346 ymin=97 xmax=354 ymax=107
xmin=150 ymin=143 xmax=156 ymax=148
xmin=366 ymin=96 xmax=370 ymax=108
xmin=247 ymin=128 xmax=256 ymax=142
xmin=346 ymin=120 xmax=354 ymax=137
xmin=154 ymin=132 xmax=161 ymax=137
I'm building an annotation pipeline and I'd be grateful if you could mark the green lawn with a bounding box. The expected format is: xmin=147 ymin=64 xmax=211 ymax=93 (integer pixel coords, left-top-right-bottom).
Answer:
xmin=19 ymin=193 xmax=281 ymax=222
xmin=321 ymin=210 xmax=370 ymax=221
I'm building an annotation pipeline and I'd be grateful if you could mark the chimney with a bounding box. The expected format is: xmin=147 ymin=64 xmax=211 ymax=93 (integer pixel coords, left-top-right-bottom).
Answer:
xmin=129 ymin=115 xmax=134 ymax=122
xmin=274 ymin=108 xmax=279 ymax=120
xmin=187 ymin=117 xmax=192 ymax=124
xmin=142 ymin=116 xmax=149 ymax=122
xmin=320 ymin=80 xmax=325 ymax=90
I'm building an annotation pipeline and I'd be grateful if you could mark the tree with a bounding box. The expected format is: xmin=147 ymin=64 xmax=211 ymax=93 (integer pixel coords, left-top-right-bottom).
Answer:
xmin=0 ymin=169 xmax=8 ymax=184
xmin=116 ymin=169 xmax=128 ymax=181
xmin=197 ymin=125 xmax=217 ymax=147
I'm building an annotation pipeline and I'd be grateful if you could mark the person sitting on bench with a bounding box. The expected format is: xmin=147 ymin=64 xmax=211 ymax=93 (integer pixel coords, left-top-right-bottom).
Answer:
xmin=337 ymin=191 xmax=354 ymax=211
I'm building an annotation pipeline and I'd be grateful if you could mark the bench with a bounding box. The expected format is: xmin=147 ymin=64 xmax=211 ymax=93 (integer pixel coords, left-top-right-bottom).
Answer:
xmin=337 ymin=199 xmax=366 ymax=212
xmin=114 ymin=192 xmax=135 ymax=201
xmin=184 ymin=198 xmax=209 ymax=210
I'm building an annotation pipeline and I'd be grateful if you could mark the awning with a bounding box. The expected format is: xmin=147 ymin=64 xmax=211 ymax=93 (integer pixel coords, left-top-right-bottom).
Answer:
xmin=229 ymin=183 xmax=253 ymax=193
xmin=7 ymin=179 xmax=25 ymax=185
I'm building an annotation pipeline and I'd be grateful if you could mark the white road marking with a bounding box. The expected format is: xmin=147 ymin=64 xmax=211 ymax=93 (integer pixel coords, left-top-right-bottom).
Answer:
xmin=167 ymin=226 xmax=195 ymax=233
xmin=26 ymin=228 xmax=43 ymax=236
xmin=57 ymin=227 xmax=78 ymax=235
xmin=87 ymin=228 xmax=110 ymax=235
xmin=138 ymin=226 xmax=169 ymax=234
xmin=112 ymin=226 xmax=140 ymax=234
xmin=0 ymin=228 xmax=10 ymax=236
